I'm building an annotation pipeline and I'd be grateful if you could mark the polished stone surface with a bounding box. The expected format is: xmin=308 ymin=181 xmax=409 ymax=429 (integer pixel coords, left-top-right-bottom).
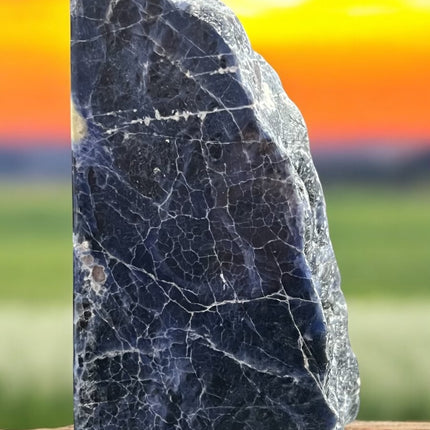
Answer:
xmin=72 ymin=0 xmax=360 ymax=428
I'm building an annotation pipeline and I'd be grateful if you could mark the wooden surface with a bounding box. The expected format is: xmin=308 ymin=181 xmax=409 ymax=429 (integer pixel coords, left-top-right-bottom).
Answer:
xmin=23 ymin=423 xmax=430 ymax=430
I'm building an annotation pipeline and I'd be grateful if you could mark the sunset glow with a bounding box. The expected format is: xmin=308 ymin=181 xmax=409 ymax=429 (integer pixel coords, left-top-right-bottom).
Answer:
xmin=0 ymin=0 xmax=429 ymax=148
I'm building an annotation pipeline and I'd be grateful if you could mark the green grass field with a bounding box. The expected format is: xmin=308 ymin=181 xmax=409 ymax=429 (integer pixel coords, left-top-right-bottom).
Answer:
xmin=0 ymin=185 xmax=71 ymax=304
xmin=0 ymin=182 xmax=429 ymax=428
xmin=326 ymin=184 xmax=430 ymax=298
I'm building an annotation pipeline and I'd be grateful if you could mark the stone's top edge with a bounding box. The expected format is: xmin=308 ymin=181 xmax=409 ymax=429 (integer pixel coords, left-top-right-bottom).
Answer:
xmin=170 ymin=0 xmax=308 ymax=158
xmin=171 ymin=0 xmax=249 ymax=46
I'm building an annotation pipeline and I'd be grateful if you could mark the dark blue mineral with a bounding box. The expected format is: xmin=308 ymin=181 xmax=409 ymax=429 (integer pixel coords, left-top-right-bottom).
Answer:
xmin=71 ymin=0 xmax=360 ymax=428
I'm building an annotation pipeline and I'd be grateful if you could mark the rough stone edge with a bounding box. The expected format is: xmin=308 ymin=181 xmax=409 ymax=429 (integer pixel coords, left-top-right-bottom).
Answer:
xmin=170 ymin=0 xmax=360 ymax=425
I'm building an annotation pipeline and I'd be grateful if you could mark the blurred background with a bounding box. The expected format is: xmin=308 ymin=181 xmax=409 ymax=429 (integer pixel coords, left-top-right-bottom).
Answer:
xmin=0 ymin=0 xmax=429 ymax=428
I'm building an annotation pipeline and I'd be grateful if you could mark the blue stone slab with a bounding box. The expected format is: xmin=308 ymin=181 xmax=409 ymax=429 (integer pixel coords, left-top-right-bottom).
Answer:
xmin=71 ymin=0 xmax=360 ymax=428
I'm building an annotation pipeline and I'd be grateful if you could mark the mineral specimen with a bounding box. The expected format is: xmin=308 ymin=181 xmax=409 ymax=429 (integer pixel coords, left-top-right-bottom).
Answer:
xmin=71 ymin=0 xmax=360 ymax=428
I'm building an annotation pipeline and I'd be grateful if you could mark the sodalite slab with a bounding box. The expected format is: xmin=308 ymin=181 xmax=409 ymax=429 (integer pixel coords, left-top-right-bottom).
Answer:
xmin=71 ymin=0 xmax=360 ymax=428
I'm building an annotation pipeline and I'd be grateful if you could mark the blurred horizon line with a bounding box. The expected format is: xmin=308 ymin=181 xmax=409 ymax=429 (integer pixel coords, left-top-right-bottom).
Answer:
xmin=1 ymin=145 xmax=429 ymax=185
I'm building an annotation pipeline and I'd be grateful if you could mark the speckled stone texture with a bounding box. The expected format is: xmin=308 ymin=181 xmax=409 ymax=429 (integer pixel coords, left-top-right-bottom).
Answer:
xmin=71 ymin=0 xmax=360 ymax=428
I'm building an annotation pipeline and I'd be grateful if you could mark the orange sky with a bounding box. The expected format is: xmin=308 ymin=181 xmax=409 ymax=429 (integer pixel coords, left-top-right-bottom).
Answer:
xmin=0 ymin=0 xmax=429 ymax=148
